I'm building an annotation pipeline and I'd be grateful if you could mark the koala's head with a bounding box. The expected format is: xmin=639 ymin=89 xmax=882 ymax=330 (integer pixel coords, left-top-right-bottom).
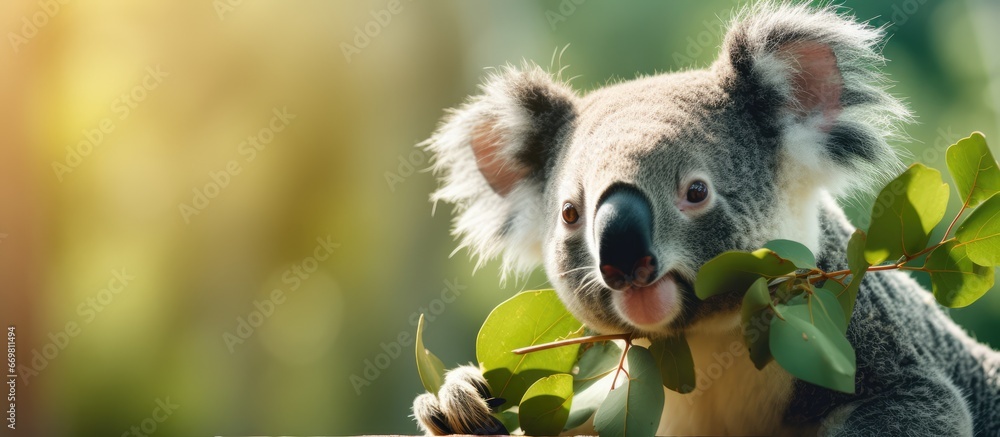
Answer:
xmin=424 ymin=4 xmax=908 ymax=336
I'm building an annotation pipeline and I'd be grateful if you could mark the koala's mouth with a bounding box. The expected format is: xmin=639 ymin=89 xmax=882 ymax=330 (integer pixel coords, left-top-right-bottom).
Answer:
xmin=612 ymin=272 xmax=682 ymax=331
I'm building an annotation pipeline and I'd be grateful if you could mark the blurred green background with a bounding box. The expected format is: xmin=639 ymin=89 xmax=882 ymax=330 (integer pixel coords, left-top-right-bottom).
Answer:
xmin=1 ymin=0 xmax=998 ymax=435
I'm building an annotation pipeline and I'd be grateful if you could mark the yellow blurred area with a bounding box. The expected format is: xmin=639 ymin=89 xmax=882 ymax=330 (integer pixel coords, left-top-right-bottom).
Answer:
xmin=0 ymin=0 xmax=998 ymax=435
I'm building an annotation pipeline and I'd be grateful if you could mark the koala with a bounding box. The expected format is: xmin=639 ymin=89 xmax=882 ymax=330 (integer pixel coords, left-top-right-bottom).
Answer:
xmin=412 ymin=2 xmax=1000 ymax=436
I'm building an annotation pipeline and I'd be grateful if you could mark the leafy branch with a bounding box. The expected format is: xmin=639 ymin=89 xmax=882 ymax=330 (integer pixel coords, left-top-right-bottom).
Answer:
xmin=695 ymin=132 xmax=1000 ymax=392
xmin=415 ymin=131 xmax=1000 ymax=436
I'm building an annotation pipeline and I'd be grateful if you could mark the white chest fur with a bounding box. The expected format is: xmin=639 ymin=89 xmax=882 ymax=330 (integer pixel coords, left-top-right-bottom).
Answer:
xmin=655 ymin=314 xmax=813 ymax=436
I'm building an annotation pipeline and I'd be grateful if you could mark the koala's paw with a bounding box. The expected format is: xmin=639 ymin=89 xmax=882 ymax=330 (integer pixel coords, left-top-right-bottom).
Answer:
xmin=412 ymin=365 xmax=509 ymax=435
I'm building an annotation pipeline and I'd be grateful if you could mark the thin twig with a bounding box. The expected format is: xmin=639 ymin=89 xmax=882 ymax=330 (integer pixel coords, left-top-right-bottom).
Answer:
xmin=767 ymin=302 xmax=786 ymax=321
xmin=610 ymin=341 xmax=632 ymax=391
xmin=818 ymin=237 xmax=955 ymax=279
xmin=943 ymin=177 xmax=975 ymax=241
xmin=512 ymin=333 xmax=632 ymax=355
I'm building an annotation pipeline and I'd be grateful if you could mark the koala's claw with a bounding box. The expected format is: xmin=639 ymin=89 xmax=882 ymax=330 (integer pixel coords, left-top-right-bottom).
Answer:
xmin=413 ymin=365 xmax=509 ymax=435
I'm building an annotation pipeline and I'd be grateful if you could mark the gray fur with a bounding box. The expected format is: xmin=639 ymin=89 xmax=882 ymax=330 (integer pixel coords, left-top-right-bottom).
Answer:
xmin=415 ymin=2 xmax=1000 ymax=435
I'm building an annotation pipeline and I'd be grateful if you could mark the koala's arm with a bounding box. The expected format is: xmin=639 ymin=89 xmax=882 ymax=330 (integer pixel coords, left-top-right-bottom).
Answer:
xmin=412 ymin=366 xmax=508 ymax=435
xmin=818 ymin=371 xmax=973 ymax=436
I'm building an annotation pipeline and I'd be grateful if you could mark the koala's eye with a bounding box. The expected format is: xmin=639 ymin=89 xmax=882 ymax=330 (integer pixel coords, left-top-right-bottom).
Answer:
xmin=686 ymin=180 xmax=709 ymax=203
xmin=561 ymin=202 xmax=580 ymax=225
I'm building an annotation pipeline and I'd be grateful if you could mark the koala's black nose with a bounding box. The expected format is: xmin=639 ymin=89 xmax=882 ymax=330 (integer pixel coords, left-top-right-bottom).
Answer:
xmin=595 ymin=186 xmax=657 ymax=291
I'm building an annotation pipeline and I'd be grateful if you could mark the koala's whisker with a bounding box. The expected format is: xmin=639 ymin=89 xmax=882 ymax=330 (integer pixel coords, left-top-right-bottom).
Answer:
xmin=577 ymin=271 xmax=606 ymax=298
xmin=556 ymin=265 xmax=593 ymax=278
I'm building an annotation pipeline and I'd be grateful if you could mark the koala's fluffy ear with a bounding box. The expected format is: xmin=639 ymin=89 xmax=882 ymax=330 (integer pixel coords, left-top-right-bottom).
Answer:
xmin=718 ymin=3 xmax=911 ymax=194
xmin=422 ymin=64 xmax=577 ymax=278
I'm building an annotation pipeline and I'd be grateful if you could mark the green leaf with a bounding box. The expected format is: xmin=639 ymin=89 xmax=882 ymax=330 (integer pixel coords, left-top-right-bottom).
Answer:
xmin=741 ymin=278 xmax=774 ymax=370
xmin=415 ymin=313 xmax=446 ymax=394
xmin=648 ymin=334 xmax=696 ymax=393
xmin=519 ymin=373 xmax=574 ymax=436
xmin=477 ymin=290 xmax=584 ymax=408
xmin=593 ymin=347 xmax=664 ymax=437
xmin=496 ymin=410 xmax=519 ymax=434
xmin=827 ymin=229 xmax=870 ymax=323
xmin=695 ymin=249 xmax=797 ymax=299
xmin=819 ymin=279 xmax=854 ymax=327
xmin=763 ymin=239 xmax=817 ymax=270
xmin=848 ymin=229 xmax=870 ymax=275
xmin=810 ymin=287 xmax=848 ymax=334
xmin=956 ymin=194 xmax=1000 ymax=266
xmin=574 ymin=341 xmax=622 ymax=386
xmin=818 ymin=279 xmax=844 ymax=303
xmin=844 ymin=230 xmax=869 ymax=319
xmin=864 ymin=164 xmax=949 ymax=265
xmin=925 ymin=240 xmax=995 ymax=308
xmin=947 ymin=132 xmax=1000 ymax=209
xmin=740 ymin=278 xmax=771 ymax=318
xmin=565 ymin=342 xmax=622 ymax=431
xmin=770 ymin=293 xmax=856 ymax=394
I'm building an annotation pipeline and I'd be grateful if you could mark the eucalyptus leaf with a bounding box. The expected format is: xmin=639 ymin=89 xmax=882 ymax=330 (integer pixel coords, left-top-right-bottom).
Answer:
xmin=741 ymin=277 xmax=774 ymax=370
xmin=564 ymin=341 xmax=623 ymax=430
xmin=841 ymin=230 xmax=870 ymax=322
xmin=415 ymin=313 xmax=446 ymax=394
xmin=519 ymin=373 xmax=574 ymax=436
xmin=566 ymin=364 xmax=618 ymax=431
xmin=695 ymin=249 xmax=797 ymax=299
xmin=593 ymin=347 xmax=664 ymax=437
xmin=574 ymin=341 xmax=622 ymax=388
xmin=925 ymin=240 xmax=994 ymax=308
xmin=810 ymin=287 xmax=848 ymax=334
xmin=825 ymin=230 xmax=870 ymax=325
xmin=649 ymin=334 xmax=696 ymax=393
xmin=477 ymin=290 xmax=584 ymax=408
xmin=770 ymin=293 xmax=856 ymax=394
xmin=946 ymin=132 xmax=1000 ymax=208
xmin=818 ymin=279 xmax=845 ymax=303
xmin=847 ymin=229 xmax=869 ymax=274
xmin=496 ymin=409 xmax=519 ymax=434
xmin=763 ymin=239 xmax=817 ymax=270
xmin=864 ymin=164 xmax=949 ymax=265
xmin=956 ymin=194 xmax=1000 ymax=267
